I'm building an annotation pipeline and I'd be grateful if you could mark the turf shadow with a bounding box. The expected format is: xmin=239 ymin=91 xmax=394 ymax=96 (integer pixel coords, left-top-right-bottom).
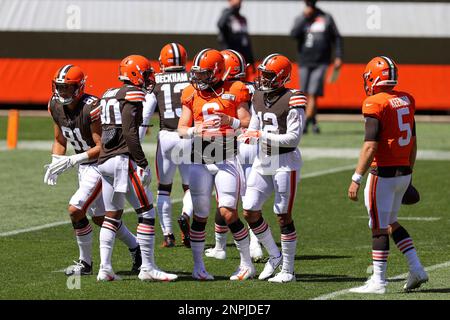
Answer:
xmin=297 ymin=273 xmax=367 ymax=283
xmin=294 ymin=255 xmax=352 ymax=261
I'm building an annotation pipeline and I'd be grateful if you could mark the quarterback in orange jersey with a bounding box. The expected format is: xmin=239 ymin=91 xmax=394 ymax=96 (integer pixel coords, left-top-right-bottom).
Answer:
xmin=178 ymin=48 xmax=255 ymax=281
xmin=204 ymin=49 xmax=264 ymax=263
xmin=44 ymin=65 xmax=141 ymax=276
xmin=348 ymin=56 xmax=428 ymax=294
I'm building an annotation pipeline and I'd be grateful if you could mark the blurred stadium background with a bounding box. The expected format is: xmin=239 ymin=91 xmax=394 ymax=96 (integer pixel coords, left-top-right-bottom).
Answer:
xmin=0 ymin=0 xmax=449 ymax=112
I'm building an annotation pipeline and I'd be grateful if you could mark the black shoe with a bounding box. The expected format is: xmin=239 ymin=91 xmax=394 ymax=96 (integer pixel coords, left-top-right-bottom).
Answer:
xmin=161 ymin=233 xmax=176 ymax=248
xmin=177 ymin=215 xmax=191 ymax=248
xmin=65 ymin=260 xmax=93 ymax=276
xmin=129 ymin=246 xmax=142 ymax=273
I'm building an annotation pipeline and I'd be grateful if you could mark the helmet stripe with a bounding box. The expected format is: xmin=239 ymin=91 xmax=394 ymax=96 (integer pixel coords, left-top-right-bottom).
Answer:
xmin=229 ymin=49 xmax=245 ymax=73
xmin=380 ymin=56 xmax=396 ymax=81
xmin=194 ymin=48 xmax=210 ymax=67
xmin=57 ymin=64 xmax=73 ymax=81
xmin=171 ymin=43 xmax=180 ymax=66
xmin=262 ymin=53 xmax=279 ymax=67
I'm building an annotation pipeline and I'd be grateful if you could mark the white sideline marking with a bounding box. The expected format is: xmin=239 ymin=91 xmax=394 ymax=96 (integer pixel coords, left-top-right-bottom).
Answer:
xmin=0 ymin=165 xmax=354 ymax=237
xmin=312 ymin=261 xmax=450 ymax=300
xmin=353 ymin=216 xmax=441 ymax=222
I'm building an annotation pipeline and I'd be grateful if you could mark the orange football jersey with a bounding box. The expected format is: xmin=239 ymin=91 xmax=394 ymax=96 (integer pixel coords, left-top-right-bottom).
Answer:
xmin=181 ymin=81 xmax=250 ymax=135
xmin=362 ymin=90 xmax=416 ymax=167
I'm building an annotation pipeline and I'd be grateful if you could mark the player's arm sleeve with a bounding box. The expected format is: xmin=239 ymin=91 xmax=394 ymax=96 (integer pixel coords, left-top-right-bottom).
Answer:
xmin=122 ymin=102 xmax=148 ymax=168
xmin=139 ymin=93 xmax=157 ymax=141
xmin=364 ymin=117 xmax=380 ymax=141
xmin=262 ymin=108 xmax=304 ymax=147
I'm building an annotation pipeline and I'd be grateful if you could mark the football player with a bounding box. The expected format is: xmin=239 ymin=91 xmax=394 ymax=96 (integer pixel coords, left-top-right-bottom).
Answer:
xmin=139 ymin=43 xmax=194 ymax=248
xmin=96 ymin=55 xmax=177 ymax=281
xmin=204 ymin=49 xmax=264 ymax=262
xmin=239 ymin=54 xmax=306 ymax=283
xmin=44 ymin=65 xmax=141 ymax=276
xmin=348 ymin=56 xmax=428 ymax=294
xmin=178 ymin=48 xmax=255 ymax=280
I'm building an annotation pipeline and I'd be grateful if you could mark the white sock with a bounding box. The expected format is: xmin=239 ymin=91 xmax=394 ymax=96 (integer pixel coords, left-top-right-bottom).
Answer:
xmin=396 ymin=237 xmax=423 ymax=271
xmin=190 ymin=227 xmax=206 ymax=269
xmin=137 ymin=221 xmax=155 ymax=270
xmin=251 ymin=219 xmax=280 ymax=258
xmin=157 ymin=192 xmax=172 ymax=235
xmin=249 ymin=227 xmax=261 ymax=248
xmin=232 ymin=227 xmax=252 ymax=267
xmin=99 ymin=217 xmax=120 ymax=270
xmin=116 ymin=221 xmax=138 ymax=250
xmin=281 ymin=231 xmax=297 ymax=274
xmin=214 ymin=223 xmax=228 ymax=251
xmin=372 ymin=250 xmax=389 ymax=282
xmin=182 ymin=189 xmax=194 ymax=219
xmin=75 ymin=223 xmax=93 ymax=265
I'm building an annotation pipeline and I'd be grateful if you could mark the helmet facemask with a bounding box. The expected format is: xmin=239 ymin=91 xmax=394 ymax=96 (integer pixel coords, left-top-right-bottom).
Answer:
xmin=52 ymin=80 xmax=84 ymax=105
xmin=143 ymin=68 xmax=156 ymax=94
xmin=255 ymin=67 xmax=285 ymax=92
xmin=190 ymin=67 xmax=218 ymax=91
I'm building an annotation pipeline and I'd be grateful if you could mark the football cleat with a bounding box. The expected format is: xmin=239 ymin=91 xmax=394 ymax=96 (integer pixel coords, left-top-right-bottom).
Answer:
xmin=65 ymin=260 xmax=92 ymax=276
xmin=268 ymin=271 xmax=296 ymax=283
xmin=230 ymin=264 xmax=256 ymax=281
xmin=129 ymin=246 xmax=142 ymax=273
xmin=138 ymin=267 xmax=178 ymax=282
xmin=258 ymin=254 xmax=282 ymax=280
xmin=192 ymin=266 xmax=214 ymax=281
xmin=404 ymin=268 xmax=428 ymax=291
xmin=97 ymin=266 xmax=121 ymax=282
xmin=249 ymin=237 xmax=264 ymax=263
xmin=177 ymin=215 xmax=191 ymax=248
xmin=204 ymin=247 xmax=226 ymax=260
xmin=161 ymin=233 xmax=176 ymax=248
xmin=349 ymin=277 xmax=387 ymax=294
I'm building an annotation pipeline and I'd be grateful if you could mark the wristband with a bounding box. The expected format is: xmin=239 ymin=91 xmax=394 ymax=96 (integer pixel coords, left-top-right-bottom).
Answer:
xmin=352 ymin=172 xmax=363 ymax=184
xmin=230 ymin=117 xmax=241 ymax=129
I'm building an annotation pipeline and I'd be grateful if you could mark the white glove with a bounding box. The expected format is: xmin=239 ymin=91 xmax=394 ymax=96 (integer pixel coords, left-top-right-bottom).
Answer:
xmin=43 ymin=155 xmax=64 ymax=186
xmin=136 ymin=166 xmax=151 ymax=187
xmin=49 ymin=152 xmax=89 ymax=175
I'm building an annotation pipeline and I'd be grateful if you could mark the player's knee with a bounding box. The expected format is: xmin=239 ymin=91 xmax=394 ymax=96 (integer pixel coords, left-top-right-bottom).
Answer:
xmin=68 ymin=205 xmax=85 ymax=222
xmin=219 ymin=206 xmax=238 ymax=225
xmin=158 ymin=183 xmax=172 ymax=195
xmin=92 ymin=216 xmax=104 ymax=227
xmin=243 ymin=210 xmax=261 ymax=224
xmin=277 ymin=214 xmax=293 ymax=227
xmin=242 ymin=195 xmax=263 ymax=212
xmin=182 ymin=184 xmax=189 ymax=192
xmin=218 ymin=193 xmax=237 ymax=211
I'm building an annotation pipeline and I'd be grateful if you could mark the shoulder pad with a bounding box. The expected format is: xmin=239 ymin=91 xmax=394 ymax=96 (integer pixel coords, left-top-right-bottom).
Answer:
xmin=289 ymin=92 xmax=307 ymax=109
xmin=122 ymin=85 xmax=146 ymax=102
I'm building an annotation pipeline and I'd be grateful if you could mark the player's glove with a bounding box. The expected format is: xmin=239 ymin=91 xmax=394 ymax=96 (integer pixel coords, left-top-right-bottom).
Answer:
xmin=48 ymin=152 xmax=89 ymax=175
xmin=136 ymin=165 xmax=151 ymax=187
xmin=43 ymin=154 xmax=64 ymax=186
xmin=237 ymin=130 xmax=261 ymax=145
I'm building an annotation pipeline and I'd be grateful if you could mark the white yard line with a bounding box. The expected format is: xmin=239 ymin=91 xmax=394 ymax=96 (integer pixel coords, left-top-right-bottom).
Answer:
xmin=0 ymin=165 xmax=355 ymax=237
xmin=312 ymin=261 xmax=450 ymax=300
xmin=353 ymin=216 xmax=441 ymax=222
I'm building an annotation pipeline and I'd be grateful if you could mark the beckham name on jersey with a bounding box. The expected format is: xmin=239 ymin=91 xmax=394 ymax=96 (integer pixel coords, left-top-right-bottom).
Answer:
xmin=155 ymin=73 xmax=189 ymax=84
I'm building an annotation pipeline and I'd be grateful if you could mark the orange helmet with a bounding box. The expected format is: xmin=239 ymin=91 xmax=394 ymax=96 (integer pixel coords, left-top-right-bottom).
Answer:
xmin=159 ymin=43 xmax=187 ymax=72
xmin=119 ymin=55 xmax=155 ymax=92
xmin=221 ymin=49 xmax=247 ymax=80
xmin=52 ymin=65 xmax=85 ymax=105
xmin=363 ymin=56 xmax=398 ymax=96
xmin=190 ymin=48 xmax=226 ymax=91
xmin=255 ymin=54 xmax=291 ymax=92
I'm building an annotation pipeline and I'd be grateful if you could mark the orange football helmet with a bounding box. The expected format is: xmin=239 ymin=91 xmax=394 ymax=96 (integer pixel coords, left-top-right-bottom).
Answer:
xmin=255 ymin=54 xmax=291 ymax=92
xmin=363 ymin=56 xmax=398 ymax=96
xmin=221 ymin=49 xmax=247 ymax=80
xmin=190 ymin=48 xmax=226 ymax=91
xmin=52 ymin=65 xmax=86 ymax=105
xmin=119 ymin=55 xmax=155 ymax=92
xmin=159 ymin=43 xmax=187 ymax=72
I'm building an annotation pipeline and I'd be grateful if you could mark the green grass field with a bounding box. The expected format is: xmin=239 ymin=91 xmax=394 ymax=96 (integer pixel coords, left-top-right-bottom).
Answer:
xmin=0 ymin=116 xmax=450 ymax=300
